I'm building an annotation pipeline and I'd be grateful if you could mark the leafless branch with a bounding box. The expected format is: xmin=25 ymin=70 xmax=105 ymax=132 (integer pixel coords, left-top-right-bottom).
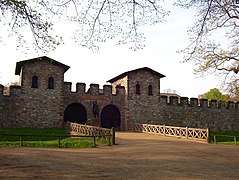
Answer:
xmin=86 ymin=0 xmax=107 ymax=43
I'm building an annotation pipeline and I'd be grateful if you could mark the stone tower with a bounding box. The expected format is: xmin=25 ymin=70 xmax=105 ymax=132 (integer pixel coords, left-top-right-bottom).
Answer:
xmin=13 ymin=56 xmax=70 ymax=127
xmin=108 ymin=67 xmax=166 ymax=125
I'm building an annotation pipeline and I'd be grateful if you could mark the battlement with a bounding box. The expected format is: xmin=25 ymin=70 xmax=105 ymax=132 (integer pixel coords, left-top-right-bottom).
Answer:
xmin=63 ymin=82 xmax=125 ymax=96
xmin=160 ymin=95 xmax=239 ymax=110
xmin=0 ymin=84 xmax=3 ymax=95
xmin=9 ymin=85 xmax=21 ymax=96
xmin=88 ymin=84 xmax=100 ymax=95
xmin=0 ymin=84 xmax=22 ymax=96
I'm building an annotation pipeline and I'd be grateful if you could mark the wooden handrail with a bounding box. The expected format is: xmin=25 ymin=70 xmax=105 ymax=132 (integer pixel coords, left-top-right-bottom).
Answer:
xmin=211 ymin=134 xmax=238 ymax=145
xmin=211 ymin=134 xmax=239 ymax=138
xmin=0 ymin=133 xmax=112 ymax=147
xmin=0 ymin=133 xmax=111 ymax=137
xmin=127 ymin=122 xmax=209 ymax=143
xmin=64 ymin=122 xmax=115 ymax=145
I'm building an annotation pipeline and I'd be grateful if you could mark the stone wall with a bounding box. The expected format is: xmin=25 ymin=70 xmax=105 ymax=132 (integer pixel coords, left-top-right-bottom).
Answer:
xmin=114 ymin=70 xmax=162 ymax=125
xmin=0 ymin=56 xmax=238 ymax=132
xmin=0 ymin=81 xmax=126 ymax=129
xmin=63 ymin=82 xmax=126 ymax=129
xmin=111 ymin=76 xmax=128 ymax=95
xmin=158 ymin=95 xmax=239 ymax=131
xmin=128 ymin=72 xmax=161 ymax=124
xmin=0 ymin=60 xmax=66 ymax=128
xmin=0 ymin=55 xmax=127 ymax=130
xmin=0 ymin=85 xmax=3 ymax=124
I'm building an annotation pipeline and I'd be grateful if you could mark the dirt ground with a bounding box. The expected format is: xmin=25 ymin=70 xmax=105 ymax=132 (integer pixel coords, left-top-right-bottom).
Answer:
xmin=0 ymin=132 xmax=239 ymax=180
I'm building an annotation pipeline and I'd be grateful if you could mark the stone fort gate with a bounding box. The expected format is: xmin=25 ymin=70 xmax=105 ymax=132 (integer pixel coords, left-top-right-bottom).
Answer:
xmin=0 ymin=56 xmax=238 ymax=131
xmin=0 ymin=57 xmax=126 ymax=130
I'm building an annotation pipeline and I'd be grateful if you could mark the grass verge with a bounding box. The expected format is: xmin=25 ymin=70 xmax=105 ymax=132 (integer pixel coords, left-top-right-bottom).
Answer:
xmin=210 ymin=131 xmax=239 ymax=145
xmin=0 ymin=128 xmax=106 ymax=148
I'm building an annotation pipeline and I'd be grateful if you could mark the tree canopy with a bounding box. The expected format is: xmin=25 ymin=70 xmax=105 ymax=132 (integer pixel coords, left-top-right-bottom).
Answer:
xmin=200 ymin=88 xmax=226 ymax=101
xmin=178 ymin=0 xmax=239 ymax=95
xmin=0 ymin=0 xmax=169 ymax=52
xmin=200 ymin=88 xmax=239 ymax=102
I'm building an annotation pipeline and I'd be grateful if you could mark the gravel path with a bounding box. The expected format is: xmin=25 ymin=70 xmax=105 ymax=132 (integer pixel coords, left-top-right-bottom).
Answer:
xmin=0 ymin=132 xmax=239 ymax=180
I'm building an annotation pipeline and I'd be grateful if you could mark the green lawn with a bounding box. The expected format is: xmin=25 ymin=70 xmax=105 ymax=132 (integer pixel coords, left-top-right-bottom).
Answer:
xmin=210 ymin=131 xmax=239 ymax=145
xmin=0 ymin=128 xmax=105 ymax=148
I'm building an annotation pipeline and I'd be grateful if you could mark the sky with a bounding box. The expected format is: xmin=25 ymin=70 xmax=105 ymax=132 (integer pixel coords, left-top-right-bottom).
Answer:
xmin=0 ymin=1 xmax=221 ymax=98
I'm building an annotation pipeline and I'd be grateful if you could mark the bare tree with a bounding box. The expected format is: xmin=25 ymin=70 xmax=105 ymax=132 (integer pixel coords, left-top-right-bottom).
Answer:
xmin=0 ymin=0 xmax=168 ymax=52
xmin=177 ymin=0 xmax=239 ymax=95
xmin=0 ymin=0 xmax=62 ymax=51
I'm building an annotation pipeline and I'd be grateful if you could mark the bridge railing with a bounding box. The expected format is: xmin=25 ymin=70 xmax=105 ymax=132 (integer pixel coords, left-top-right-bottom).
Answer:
xmin=64 ymin=122 xmax=115 ymax=145
xmin=127 ymin=122 xmax=209 ymax=143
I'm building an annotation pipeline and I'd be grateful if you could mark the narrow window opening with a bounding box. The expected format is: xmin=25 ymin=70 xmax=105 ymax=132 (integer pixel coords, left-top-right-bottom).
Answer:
xmin=48 ymin=77 xmax=54 ymax=89
xmin=136 ymin=84 xmax=140 ymax=95
xmin=148 ymin=85 xmax=153 ymax=95
xmin=31 ymin=76 xmax=38 ymax=88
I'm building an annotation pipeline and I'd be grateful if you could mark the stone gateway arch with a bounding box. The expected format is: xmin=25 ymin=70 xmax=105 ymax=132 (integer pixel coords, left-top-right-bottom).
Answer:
xmin=101 ymin=105 xmax=121 ymax=130
xmin=64 ymin=103 xmax=87 ymax=124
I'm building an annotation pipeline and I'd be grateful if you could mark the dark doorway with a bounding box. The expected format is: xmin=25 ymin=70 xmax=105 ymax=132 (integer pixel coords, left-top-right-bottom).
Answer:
xmin=64 ymin=103 xmax=87 ymax=124
xmin=101 ymin=105 xmax=121 ymax=130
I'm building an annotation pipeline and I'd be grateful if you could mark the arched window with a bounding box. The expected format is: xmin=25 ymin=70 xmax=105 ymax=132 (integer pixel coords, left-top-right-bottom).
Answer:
xmin=31 ymin=76 xmax=38 ymax=88
xmin=136 ymin=84 xmax=140 ymax=95
xmin=48 ymin=77 xmax=54 ymax=89
xmin=148 ymin=85 xmax=153 ymax=95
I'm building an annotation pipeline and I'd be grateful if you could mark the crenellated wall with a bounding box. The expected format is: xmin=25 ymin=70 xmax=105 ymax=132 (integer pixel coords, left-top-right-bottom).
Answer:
xmin=0 ymin=83 xmax=65 ymax=128
xmin=0 ymin=56 xmax=238 ymax=132
xmin=63 ymin=82 xmax=125 ymax=96
xmin=0 ymin=82 xmax=126 ymax=129
xmin=62 ymin=82 xmax=126 ymax=129
xmin=158 ymin=95 xmax=239 ymax=131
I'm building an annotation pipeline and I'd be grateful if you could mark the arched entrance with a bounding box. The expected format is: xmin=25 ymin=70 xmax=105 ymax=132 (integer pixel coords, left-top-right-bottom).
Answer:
xmin=101 ymin=105 xmax=121 ymax=130
xmin=64 ymin=103 xmax=87 ymax=124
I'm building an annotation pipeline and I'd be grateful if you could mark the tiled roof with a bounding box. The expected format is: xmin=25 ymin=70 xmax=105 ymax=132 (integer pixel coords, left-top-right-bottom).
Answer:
xmin=15 ymin=56 xmax=70 ymax=75
xmin=107 ymin=67 xmax=165 ymax=83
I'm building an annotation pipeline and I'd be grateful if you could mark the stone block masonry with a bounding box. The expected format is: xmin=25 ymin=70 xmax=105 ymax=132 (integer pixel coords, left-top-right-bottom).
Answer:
xmin=159 ymin=96 xmax=239 ymax=131
xmin=0 ymin=56 xmax=126 ymax=130
xmin=0 ymin=56 xmax=238 ymax=132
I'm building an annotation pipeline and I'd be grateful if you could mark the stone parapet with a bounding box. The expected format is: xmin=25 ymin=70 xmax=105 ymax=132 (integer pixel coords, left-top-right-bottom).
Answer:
xmin=159 ymin=95 xmax=239 ymax=131
xmin=63 ymin=82 xmax=125 ymax=97
xmin=160 ymin=95 xmax=239 ymax=110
